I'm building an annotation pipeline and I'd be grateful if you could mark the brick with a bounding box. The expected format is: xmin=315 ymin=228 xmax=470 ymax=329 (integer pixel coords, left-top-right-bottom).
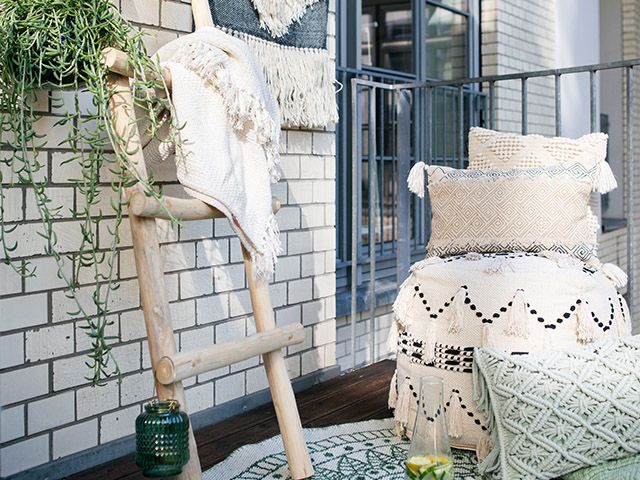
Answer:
xmin=33 ymin=115 xmax=71 ymax=148
xmin=0 ymin=405 xmax=24 ymax=443
xmin=25 ymin=323 xmax=73 ymax=361
xmin=312 ymin=132 xmax=336 ymax=155
xmin=180 ymin=326 xmax=213 ymax=351
xmin=215 ymin=318 xmax=245 ymax=343
xmin=53 ymin=419 xmax=98 ymax=459
xmin=120 ymin=309 xmax=146 ymax=341
xmin=246 ymin=366 xmax=268 ymax=394
xmin=277 ymin=206 xmax=301 ymax=231
xmin=314 ymin=319 xmax=336 ymax=346
xmin=215 ymin=371 xmax=245 ymax=404
xmin=288 ymin=278 xmax=313 ymax=304
xmin=0 ymin=293 xmax=48 ymax=332
xmin=312 ymin=180 xmax=335 ymax=203
xmin=275 ymin=255 xmax=300 ymax=282
xmin=26 ymin=187 xmax=74 ymax=220
xmin=313 ymin=228 xmax=336 ymax=251
xmin=180 ymin=268 xmax=214 ymax=298
xmin=0 ymin=332 xmax=24 ymax=369
xmin=180 ymin=219 xmax=213 ymax=240
xmin=100 ymin=405 xmax=140 ymax=444
xmin=300 ymin=155 xmax=325 ymax=179
xmin=76 ymin=315 xmax=118 ymax=352
xmin=287 ymin=231 xmax=313 ymax=255
xmin=301 ymin=347 xmax=326 ymax=376
xmin=196 ymin=294 xmax=229 ymax=324
xmin=54 ymin=355 xmax=94 ymax=391
xmin=0 ymin=434 xmax=49 ymax=477
xmin=161 ymin=242 xmax=196 ymax=272
xmin=300 ymin=204 xmax=326 ymax=228
xmin=287 ymin=326 xmax=312 ymax=355
xmin=288 ymin=181 xmax=314 ymax=204
xmin=196 ymin=238 xmax=229 ymax=267
xmin=1 ymin=188 xmax=22 ymax=222
xmin=0 ymin=262 xmax=22 ymax=295
xmin=287 ymin=131 xmax=312 ymax=154
xmin=0 ymin=364 xmax=48 ymax=406
xmin=314 ymin=273 xmax=336 ymax=299
xmin=121 ymin=370 xmax=154 ymax=406
xmin=276 ymin=305 xmax=301 ymax=327
xmin=229 ymin=289 xmax=252 ymax=317
xmin=185 ymin=383 xmax=214 ymax=413
xmin=122 ymin=0 xmax=160 ymax=25
xmin=301 ymin=252 xmax=325 ymax=277
xmin=171 ymin=300 xmax=196 ymax=330
xmin=110 ymin=342 xmax=142 ymax=374
xmin=25 ymin=255 xmax=72 ymax=292
xmin=161 ymin=0 xmax=192 ymax=31
xmin=28 ymin=391 xmax=75 ymax=433
xmin=302 ymin=299 xmax=326 ymax=326
xmin=284 ymin=354 xmax=301 ymax=379
xmin=279 ymin=155 xmax=300 ymax=179
xmin=213 ymin=264 xmax=245 ymax=292
xmin=76 ymin=380 xmax=119 ymax=419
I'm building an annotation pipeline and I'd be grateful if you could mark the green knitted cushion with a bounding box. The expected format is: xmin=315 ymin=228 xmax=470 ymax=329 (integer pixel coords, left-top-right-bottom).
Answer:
xmin=562 ymin=455 xmax=640 ymax=480
xmin=472 ymin=336 xmax=640 ymax=480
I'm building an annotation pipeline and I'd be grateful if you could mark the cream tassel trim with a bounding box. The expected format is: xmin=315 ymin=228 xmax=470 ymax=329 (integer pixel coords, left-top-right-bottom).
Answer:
xmin=388 ymin=371 xmax=398 ymax=409
xmin=423 ymin=322 xmax=437 ymax=363
xmin=408 ymin=162 xmax=427 ymax=198
xmin=484 ymin=257 xmax=514 ymax=275
xmin=576 ymin=300 xmax=597 ymax=344
xmin=593 ymin=159 xmax=618 ymax=193
xmin=481 ymin=325 xmax=499 ymax=349
xmin=446 ymin=392 xmax=463 ymax=439
xmin=476 ymin=432 xmax=492 ymax=461
xmin=601 ymin=262 xmax=628 ymax=289
xmin=504 ymin=289 xmax=530 ymax=338
xmin=393 ymin=378 xmax=413 ymax=436
xmin=251 ymin=0 xmax=319 ymax=38
xmin=218 ymin=27 xmax=338 ymax=128
xmin=447 ymin=287 xmax=467 ymax=334
xmin=411 ymin=256 xmax=443 ymax=271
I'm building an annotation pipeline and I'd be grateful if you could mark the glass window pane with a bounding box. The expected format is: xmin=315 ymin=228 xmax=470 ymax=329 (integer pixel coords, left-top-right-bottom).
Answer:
xmin=435 ymin=0 xmax=468 ymax=12
xmin=426 ymin=5 xmax=467 ymax=80
xmin=361 ymin=2 xmax=414 ymax=73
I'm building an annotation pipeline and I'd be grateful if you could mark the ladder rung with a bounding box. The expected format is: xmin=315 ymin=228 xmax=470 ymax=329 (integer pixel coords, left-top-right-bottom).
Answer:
xmin=102 ymin=47 xmax=172 ymax=89
xmin=129 ymin=191 xmax=281 ymax=220
xmin=155 ymin=323 xmax=304 ymax=385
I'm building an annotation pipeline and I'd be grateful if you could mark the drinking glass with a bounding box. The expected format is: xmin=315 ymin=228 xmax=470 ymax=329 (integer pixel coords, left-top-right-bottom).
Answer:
xmin=405 ymin=376 xmax=453 ymax=480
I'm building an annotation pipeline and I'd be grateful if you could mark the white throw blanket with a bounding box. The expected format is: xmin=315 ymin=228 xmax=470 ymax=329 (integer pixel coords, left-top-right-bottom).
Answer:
xmin=149 ymin=27 xmax=282 ymax=278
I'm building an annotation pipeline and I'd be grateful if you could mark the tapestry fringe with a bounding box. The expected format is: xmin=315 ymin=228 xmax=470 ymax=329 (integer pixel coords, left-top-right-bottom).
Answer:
xmin=250 ymin=213 xmax=283 ymax=280
xmin=388 ymin=371 xmax=398 ymax=409
xmin=446 ymin=287 xmax=466 ymax=334
xmin=601 ymin=262 xmax=628 ymax=289
xmin=220 ymin=27 xmax=338 ymax=128
xmin=393 ymin=378 xmax=412 ymax=437
xmin=251 ymin=0 xmax=320 ymax=38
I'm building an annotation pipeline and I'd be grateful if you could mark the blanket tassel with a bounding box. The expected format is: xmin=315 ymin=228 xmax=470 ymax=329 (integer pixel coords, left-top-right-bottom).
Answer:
xmin=407 ymin=162 xmax=427 ymax=198
xmin=386 ymin=320 xmax=400 ymax=353
xmin=601 ymin=262 xmax=628 ymax=289
xmin=393 ymin=378 xmax=413 ymax=437
xmin=504 ymin=289 xmax=530 ymax=338
xmin=594 ymin=159 xmax=618 ymax=194
xmin=481 ymin=325 xmax=499 ymax=349
xmin=476 ymin=432 xmax=492 ymax=461
xmin=576 ymin=300 xmax=597 ymax=344
xmin=446 ymin=391 xmax=463 ymax=439
xmin=447 ymin=287 xmax=467 ymax=334
xmin=388 ymin=371 xmax=398 ymax=409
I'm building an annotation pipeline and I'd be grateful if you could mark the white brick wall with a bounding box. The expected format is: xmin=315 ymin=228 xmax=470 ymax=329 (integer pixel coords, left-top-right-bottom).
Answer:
xmin=0 ymin=1 xmax=338 ymax=477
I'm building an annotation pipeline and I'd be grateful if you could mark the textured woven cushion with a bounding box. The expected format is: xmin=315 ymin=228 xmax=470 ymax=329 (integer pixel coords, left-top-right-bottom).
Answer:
xmin=388 ymin=252 xmax=631 ymax=452
xmin=473 ymin=337 xmax=640 ymax=480
xmin=562 ymin=455 xmax=640 ymax=480
xmin=426 ymin=165 xmax=598 ymax=260
xmin=467 ymin=127 xmax=613 ymax=192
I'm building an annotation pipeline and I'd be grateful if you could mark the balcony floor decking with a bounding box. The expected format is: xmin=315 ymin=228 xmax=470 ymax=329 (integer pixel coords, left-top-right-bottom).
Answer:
xmin=67 ymin=360 xmax=396 ymax=480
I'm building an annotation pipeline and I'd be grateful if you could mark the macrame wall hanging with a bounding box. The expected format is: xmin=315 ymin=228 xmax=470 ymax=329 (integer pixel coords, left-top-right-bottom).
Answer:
xmin=208 ymin=0 xmax=338 ymax=128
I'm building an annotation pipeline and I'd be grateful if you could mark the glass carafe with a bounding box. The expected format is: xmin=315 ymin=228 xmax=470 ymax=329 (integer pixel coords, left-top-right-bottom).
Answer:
xmin=405 ymin=376 xmax=453 ymax=480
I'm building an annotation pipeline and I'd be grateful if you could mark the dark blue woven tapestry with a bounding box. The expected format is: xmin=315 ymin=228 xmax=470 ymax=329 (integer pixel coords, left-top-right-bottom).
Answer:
xmin=208 ymin=0 xmax=337 ymax=127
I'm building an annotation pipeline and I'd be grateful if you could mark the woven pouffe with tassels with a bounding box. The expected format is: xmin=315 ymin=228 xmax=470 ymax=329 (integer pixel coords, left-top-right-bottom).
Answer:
xmin=387 ymin=251 xmax=631 ymax=459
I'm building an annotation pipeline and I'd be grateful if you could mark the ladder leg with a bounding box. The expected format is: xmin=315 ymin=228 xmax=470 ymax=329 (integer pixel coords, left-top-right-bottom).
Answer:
xmin=108 ymin=74 xmax=202 ymax=480
xmin=243 ymin=247 xmax=314 ymax=479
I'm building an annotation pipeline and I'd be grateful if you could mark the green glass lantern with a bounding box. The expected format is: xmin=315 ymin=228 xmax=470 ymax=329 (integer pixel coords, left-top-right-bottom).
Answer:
xmin=135 ymin=399 xmax=190 ymax=477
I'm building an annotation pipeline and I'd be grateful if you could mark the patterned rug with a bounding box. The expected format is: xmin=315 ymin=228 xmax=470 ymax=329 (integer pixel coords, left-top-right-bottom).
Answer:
xmin=203 ymin=418 xmax=479 ymax=480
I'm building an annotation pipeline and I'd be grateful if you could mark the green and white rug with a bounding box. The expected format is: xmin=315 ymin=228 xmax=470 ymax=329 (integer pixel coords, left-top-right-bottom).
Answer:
xmin=203 ymin=418 xmax=479 ymax=480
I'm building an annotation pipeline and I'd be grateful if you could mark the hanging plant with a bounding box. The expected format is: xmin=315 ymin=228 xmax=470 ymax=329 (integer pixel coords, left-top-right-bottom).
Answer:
xmin=0 ymin=0 xmax=180 ymax=385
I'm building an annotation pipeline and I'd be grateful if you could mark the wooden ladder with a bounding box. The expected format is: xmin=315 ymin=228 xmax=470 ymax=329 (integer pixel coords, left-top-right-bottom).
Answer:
xmin=104 ymin=1 xmax=314 ymax=478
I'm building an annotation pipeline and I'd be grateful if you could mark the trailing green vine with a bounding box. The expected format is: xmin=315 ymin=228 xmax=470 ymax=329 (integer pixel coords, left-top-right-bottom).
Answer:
xmin=0 ymin=0 xmax=180 ymax=385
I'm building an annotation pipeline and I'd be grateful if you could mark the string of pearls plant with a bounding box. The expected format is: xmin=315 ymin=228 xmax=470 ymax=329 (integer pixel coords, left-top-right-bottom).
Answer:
xmin=0 ymin=0 xmax=180 ymax=385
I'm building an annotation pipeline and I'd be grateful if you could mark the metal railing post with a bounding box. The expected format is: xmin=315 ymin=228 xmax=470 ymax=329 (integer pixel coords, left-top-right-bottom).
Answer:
xmin=396 ymin=89 xmax=412 ymax=286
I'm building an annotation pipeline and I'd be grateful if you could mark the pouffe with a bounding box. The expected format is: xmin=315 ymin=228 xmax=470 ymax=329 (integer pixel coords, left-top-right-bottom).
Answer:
xmin=387 ymin=251 xmax=631 ymax=457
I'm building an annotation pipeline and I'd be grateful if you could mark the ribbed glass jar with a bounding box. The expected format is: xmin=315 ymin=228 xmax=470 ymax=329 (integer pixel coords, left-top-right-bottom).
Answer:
xmin=135 ymin=399 xmax=190 ymax=478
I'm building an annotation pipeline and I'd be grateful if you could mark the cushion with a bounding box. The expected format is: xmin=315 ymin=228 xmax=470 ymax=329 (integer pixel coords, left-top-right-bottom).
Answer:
xmin=562 ymin=455 xmax=640 ymax=480
xmin=473 ymin=337 xmax=640 ymax=480
xmin=467 ymin=127 xmax=616 ymax=194
xmin=426 ymin=165 xmax=598 ymax=260
xmin=388 ymin=252 xmax=631 ymax=453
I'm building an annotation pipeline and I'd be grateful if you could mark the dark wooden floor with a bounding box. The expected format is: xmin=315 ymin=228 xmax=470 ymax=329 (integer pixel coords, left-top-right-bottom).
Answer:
xmin=68 ymin=360 xmax=396 ymax=480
